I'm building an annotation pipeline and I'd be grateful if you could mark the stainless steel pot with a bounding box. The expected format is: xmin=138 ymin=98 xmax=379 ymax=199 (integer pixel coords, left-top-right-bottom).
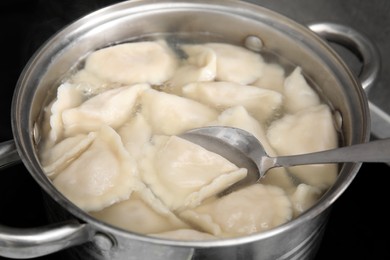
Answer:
xmin=0 ymin=0 xmax=380 ymax=259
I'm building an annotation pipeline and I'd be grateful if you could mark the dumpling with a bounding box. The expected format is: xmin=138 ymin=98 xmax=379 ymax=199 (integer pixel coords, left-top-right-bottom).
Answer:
xmin=267 ymin=105 xmax=338 ymax=190
xmin=205 ymin=43 xmax=264 ymax=85
xmin=283 ymin=67 xmax=321 ymax=114
xmin=150 ymin=229 xmax=217 ymax=240
xmin=117 ymin=113 xmax=152 ymax=160
xmin=139 ymin=135 xmax=247 ymax=211
xmin=179 ymin=184 xmax=293 ymax=238
xmin=62 ymin=84 xmax=149 ymax=136
xmin=166 ymin=44 xmax=216 ymax=95
xmin=53 ymin=126 xmax=141 ymax=212
xmin=209 ymin=106 xmax=296 ymax=191
xmin=70 ymin=69 xmax=113 ymax=95
xmin=209 ymin=106 xmax=273 ymax=152
xmin=289 ymin=184 xmax=322 ymax=217
xmin=40 ymin=132 xmax=96 ymax=178
xmin=90 ymin=190 xmax=189 ymax=234
xmin=140 ymin=89 xmax=218 ymax=135
xmin=48 ymin=82 xmax=84 ymax=142
xmin=252 ymin=63 xmax=285 ymax=93
xmin=182 ymin=81 xmax=283 ymax=123
xmin=83 ymin=41 xmax=178 ymax=85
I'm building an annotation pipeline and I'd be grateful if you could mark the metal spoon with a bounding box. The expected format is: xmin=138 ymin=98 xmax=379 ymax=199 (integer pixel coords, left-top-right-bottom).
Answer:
xmin=180 ymin=126 xmax=390 ymax=194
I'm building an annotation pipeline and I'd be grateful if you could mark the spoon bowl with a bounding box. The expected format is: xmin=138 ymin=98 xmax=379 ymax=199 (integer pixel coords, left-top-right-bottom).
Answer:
xmin=180 ymin=126 xmax=390 ymax=194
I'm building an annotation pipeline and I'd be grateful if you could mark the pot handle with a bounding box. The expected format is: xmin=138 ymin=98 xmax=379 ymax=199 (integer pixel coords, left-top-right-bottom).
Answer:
xmin=0 ymin=139 xmax=21 ymax=170
xmin=0 ymin=221 xmax=94 ymax=259
xmin=308 ymin=22 xmax=380 ymax=92
xmin=0 ymin=140 xmax=96 ymax=258
xmin=308 ymin=22 xmax=390 ymax=139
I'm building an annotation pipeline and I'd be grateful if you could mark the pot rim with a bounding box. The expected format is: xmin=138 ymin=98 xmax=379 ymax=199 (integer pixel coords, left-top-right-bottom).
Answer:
xmin=11 ymin=0 xmax=370 ymax=248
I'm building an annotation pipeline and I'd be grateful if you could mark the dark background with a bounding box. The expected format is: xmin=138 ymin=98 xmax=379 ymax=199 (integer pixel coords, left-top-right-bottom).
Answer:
xmin=1 ymin=1 xmax=389 ymax=259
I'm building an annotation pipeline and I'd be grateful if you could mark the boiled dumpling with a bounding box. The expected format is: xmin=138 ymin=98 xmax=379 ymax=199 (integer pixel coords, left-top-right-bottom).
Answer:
xmin=205 ymin=43 xmax=264 ymax=84
xmin=83 ymin=41 xmax=177 ymax=85
xmin=179 ymin=184 xmax=293 ymax=238
xmin=289 ymin=184 xmax=322 ymax=217
xmin=140 ymin=89 xmax=218 ymax=135
xmin=253 ymin=63 xmax=285 ymax=93
xmin=166 ymin=44 xmax=216 ymax=95
xmin=48 ymin=82 xmax=84 ymax=142
xmin=139 ymin=135 xmax=247 ymax=211
xmin=62 ymin=83 xmax=149 ymax=136
xmin=267 ymin=105 xmax=338 ymax=190
xmin=53 ymin=126 xmax=141 ymax=212
xmin=209 ymin=106 xmax=273 ymax=152
xmin=40 ymin=132 xmax=96 ymax=178
xmin=90 ymin=190 xmax=189 ymax=234
xmin=283 ymin=67 xmax=321 ymax=114
xmin=117 ymin=113 xmax=152 ymax=160
xmin=182 ymin=81 xmax=282 ymax=123
xmin=70 ymin=69 xmax=113 ymax=95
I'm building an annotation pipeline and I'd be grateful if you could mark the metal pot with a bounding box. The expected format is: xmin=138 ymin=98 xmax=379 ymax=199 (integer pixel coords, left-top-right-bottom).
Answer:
xmin=0 ymin=0 xmax=380 ymax=259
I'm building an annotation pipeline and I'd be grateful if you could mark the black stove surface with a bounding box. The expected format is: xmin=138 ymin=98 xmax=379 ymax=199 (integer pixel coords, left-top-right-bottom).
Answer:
xmin=1 ymin=1 xmax=390 ymax=259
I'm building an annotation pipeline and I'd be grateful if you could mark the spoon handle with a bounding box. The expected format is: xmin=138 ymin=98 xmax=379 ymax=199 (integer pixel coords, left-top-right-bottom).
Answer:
xmin=274 ymin=138 xmax=390 ymax=167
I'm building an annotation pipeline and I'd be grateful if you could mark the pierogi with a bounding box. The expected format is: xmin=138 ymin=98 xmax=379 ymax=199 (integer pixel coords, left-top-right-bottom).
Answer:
xmin=38 ymin=40 xmax=339 ymax=240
